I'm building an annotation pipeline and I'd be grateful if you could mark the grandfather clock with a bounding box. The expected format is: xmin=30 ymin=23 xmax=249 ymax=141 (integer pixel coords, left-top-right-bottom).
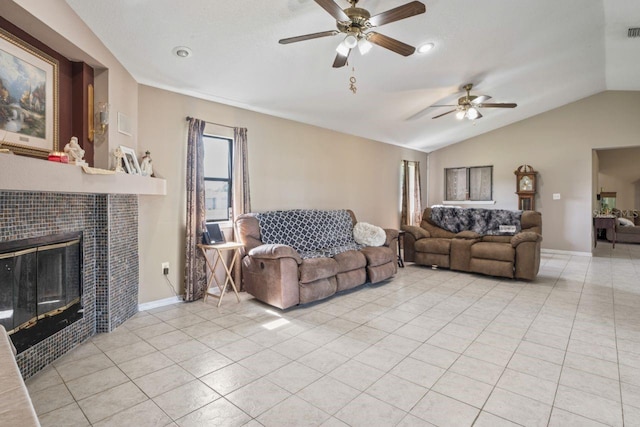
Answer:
xmin=515 ymin=165 xmax=537 ymax=211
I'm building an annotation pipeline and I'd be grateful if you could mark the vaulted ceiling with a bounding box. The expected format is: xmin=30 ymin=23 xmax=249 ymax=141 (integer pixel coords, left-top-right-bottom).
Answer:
xmin=65 ymin=0 xmax=640 ymax=152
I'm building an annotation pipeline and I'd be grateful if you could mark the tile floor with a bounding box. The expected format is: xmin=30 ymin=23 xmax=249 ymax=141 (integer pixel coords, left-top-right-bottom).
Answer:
xmin=26 ymin=242 xmax=640 ymax=426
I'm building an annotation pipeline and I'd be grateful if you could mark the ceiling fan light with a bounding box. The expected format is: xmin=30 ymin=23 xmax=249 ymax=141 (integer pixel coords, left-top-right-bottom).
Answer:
xmin=343 ymin=34 xmax=358 ymax=49
xmin=455 ymin=110 xmax=466 ymax=120
xmin=467 ymin=107 xmax=479 ymax=120
xmin=336 ymin=42 xmax=350 ymax=56
xmin=358 ymin=38 xmax=373 ymax=55
xmin=417 ymin=42 xmax=435 ymax=54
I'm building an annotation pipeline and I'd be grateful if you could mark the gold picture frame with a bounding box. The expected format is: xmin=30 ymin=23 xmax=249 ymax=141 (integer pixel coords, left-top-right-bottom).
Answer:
xmin=0 ymin=27 xmax=59 ymax=158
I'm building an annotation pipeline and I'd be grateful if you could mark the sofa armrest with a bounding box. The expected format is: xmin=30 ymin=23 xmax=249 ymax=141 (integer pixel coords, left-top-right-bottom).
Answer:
xmin=511 ymin=231 xmax=543 ymax=248
xmin=401 ymin=225 xmax=430 ymax=240
xmin=248 ymin=244 xmax=302 ymax=264
xmin=383 ymin=229 xmax=399 ymax=247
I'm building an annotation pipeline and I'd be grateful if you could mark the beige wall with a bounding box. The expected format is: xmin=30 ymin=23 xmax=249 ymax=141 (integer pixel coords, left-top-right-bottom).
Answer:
xmin=427 ymin=91 xmax=640 ymax=253
xmin=137 ymin=85 xmax=427 ymax=303
xmin=597 ymin=147 xmax=640 ymax=211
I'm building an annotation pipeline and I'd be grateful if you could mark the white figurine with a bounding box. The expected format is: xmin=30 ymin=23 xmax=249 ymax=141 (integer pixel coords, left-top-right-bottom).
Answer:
xmin=63 ymin=137 xmax=87 ymax=165
xmin=113 ymin=147 xmax=126 ymax=173
xmin=140 ymin=150 xmax=154 ymax=177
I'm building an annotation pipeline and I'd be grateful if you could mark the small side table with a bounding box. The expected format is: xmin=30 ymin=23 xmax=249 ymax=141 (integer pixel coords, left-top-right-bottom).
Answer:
xmin=397 ymin=230 xmax=406 ymax=268
xmin=198 ymin=242 xmax=244 ymax=307
xmin=593 ymin=216 xmax=616 ymax=248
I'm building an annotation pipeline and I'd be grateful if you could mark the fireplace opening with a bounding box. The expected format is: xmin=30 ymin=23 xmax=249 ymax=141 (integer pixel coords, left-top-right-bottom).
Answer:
xmin=0 ymin=232 xmax=83 ymax=353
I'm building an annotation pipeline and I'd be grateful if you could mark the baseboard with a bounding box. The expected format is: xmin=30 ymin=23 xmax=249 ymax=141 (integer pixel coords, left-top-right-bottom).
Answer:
xmin=138 ymin=296 xmax=183 ymax=311
xmin=541 ymin=248 xmax=592 ymax=257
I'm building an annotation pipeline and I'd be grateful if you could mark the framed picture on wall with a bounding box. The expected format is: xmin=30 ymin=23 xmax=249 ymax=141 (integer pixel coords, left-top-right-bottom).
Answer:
xmin=0 ymin=27 xmax=59 ymax=158
xmin=120 ymin=145 xmax=141 ymax=175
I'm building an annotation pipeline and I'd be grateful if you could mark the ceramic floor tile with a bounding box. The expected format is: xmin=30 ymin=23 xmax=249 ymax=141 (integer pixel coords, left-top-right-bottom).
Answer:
xmin=200 ymin=363 xmax=261 ymax=395
xmin=134 ymin=365 xmax=195 ymax=398
xmin=297 ymin=376 xmax=360 ymax=415
xmin=179 ymin=350 xmax=233 ymax=378
xmin=215 ymin=338 xmax=265 ymax=361
xmin=161 ymin=339 xmax=211 ymax=363
xmin=563 ymin=351 xmax=620 ymax=380
xmin=621 ymin=364 xmax=640 ymax=387
xmin=25 ymin=365 xmax=63 ymax=394
xmin=473 ymin=411 xmax=522 ymax=427
xmin=432 ymin=371 xmax=493 ymax=409
xmin=390 ymin=357 xmax=446 ymax=388
xmin=396 ymin=414 xmax=438 ymax=427
xmin=175 ymin=397 xmax=251 ymax=427
xmin=410 ymin=391 xmax=479 ymax=427
xmin=410 ymin=343 xmax=460 ymax=369
xmin=463 ymin=341 xmax=514 ymax=367
xmin=226 ymin=377 xmax=290 ymax=418
xmin=238 ymin=348 xmax=291 ymax=376
xmin=366 ymin=373 xmax=428 ymax=412
xmin=133 ymin=322 xmax=177 ymax=340
xmin=560 ymin=366 xmax=621 ymax=402
xmin=91 ymin=330 xmax=143 ymax=352
xmin=118 ymin=351 xmax=174 ymax=379
xmin=298 ymin=347 xmax=349 ymax=374
xmin=257 ymin=395 xmax=331 ymax=427
xmin=449 ymin=355 xmax=504 ymax=385
xmin=507 ymin=353 xmax=562 ymax=382
xmin=152 ymin=379 xmax=220 ymax=419
xmin=548 ymin=407 xmax=609 ymax=427
xmin=264 ymin=361 xmax=323 ymax=393
xmin=353 ymin=345 xmax=405 ymax=371
xmin=77 ymin=381 xmax=148 ymax=424
xmin=496 ymin=368 xmax=558 ymax=405
xmin=37 ymin=402 xmax=90 ymax=427
xmin=104 ymin=340 xmax=157 ymax=364
xmin=54 ymin=353 xmax=115 ymax=382
xmin=335 ymin=393 xmax=407 ymax=427
xmin=92 ymin=399 xmax=172 ymax=427
xmin=328 ymin=359 xmax=385 ymax=391
xmin=30 ymin=382 xmax=75 ymax=415
xmin=624 ymin=404 xmax=640 ymax=426
xmin=65 ymin=366 xmax=129 ymax=400
xmin=270 ymin=336 xmax=319 ymax=359
xmin=554 ymin=384 xmax=623 ymax=427
xmin=146 ymin=330 xmax=193 ymax=351
xmin=484 ymin=388 xmax=552 ymax=427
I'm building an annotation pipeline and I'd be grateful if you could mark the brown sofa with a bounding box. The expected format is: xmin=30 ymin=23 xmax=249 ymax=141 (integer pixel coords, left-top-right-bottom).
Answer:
xmin=402 ymin=207 xmax=542 ymax=280
xmin=606 ymin=211 xmax=640 ymax=244
xmin=236 ymin=209 xmax=398 ymax=309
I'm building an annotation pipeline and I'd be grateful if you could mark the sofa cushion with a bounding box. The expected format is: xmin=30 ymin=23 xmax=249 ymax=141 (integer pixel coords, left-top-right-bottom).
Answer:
xmin=334 ymin=250 xmax=367 ymax=273
xmin=415 ymin=238 xmax=451 ymax=255
xmin=481 ymin=235 xmax=512 ymax=244
xmin=360 ymin=246 xmax=395 ymax=267
xmin=299 ymin=257 xmax=338 ymax=283
xmin=471 ymin=242 xmax=515 ymax=262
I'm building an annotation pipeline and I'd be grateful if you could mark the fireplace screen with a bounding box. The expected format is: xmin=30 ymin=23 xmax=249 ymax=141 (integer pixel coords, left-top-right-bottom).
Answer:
xmin=0 ymin=233 xmax=82 ymax=352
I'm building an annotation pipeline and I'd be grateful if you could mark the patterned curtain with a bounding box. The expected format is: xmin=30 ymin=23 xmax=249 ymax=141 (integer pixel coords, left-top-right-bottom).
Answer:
xmin=184 ymin=118 xmax=207 ymax=301
xmin=401 ymin=160 xmax=423 ymax=226
xmin=232 ymin=127 xmax=251 ymax=288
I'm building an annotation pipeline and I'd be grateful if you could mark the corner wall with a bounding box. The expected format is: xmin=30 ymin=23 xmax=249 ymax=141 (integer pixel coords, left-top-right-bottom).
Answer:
xmin=137 ymin=85 xmax=427 ymax=303
xmin=427 ymin=91 xmax=640 ymax=253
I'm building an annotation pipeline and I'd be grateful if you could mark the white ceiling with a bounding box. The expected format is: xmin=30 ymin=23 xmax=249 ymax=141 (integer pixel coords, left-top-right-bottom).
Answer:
xmin=64 ymin=0 xmax=640 ymax=152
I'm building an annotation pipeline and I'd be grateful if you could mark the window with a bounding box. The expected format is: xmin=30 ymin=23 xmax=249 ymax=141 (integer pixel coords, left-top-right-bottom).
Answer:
xmin=445 ymin=166 xmax=493 ymax=201
xmin=203 ymin=135 xmax=232 ymax=222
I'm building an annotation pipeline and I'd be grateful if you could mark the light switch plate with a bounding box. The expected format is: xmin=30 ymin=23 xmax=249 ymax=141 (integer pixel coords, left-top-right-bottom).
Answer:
xmin=553 ymin=193 xmax=561 ymax=200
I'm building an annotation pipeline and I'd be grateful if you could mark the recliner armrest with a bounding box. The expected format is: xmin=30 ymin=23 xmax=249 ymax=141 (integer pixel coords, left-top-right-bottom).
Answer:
xmin=511 ymin=231 xmax=543 ymax=247
xmin=401 ymin=225 xmax=430 ymax=240
xmin=248 ymin=244 xmax=302 ymax=264
xmin=383 ymin=228 xmax=399 ymax=247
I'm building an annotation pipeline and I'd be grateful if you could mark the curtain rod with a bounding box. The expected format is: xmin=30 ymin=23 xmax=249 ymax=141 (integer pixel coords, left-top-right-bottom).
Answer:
xmin=185 ymin=116 xmax=237 ymax=130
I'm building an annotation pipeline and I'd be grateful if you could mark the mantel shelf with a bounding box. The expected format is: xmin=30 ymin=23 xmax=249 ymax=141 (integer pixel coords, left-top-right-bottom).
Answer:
xmin=0 ymin=154 xmax=166 ymax=195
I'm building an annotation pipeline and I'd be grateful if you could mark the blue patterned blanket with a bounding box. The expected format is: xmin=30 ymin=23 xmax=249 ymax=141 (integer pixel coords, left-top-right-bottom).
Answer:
xmin=430 ymin=207 xmax=522 ymax=235
xmin=255 ymin=209 xmax=362 ymax=259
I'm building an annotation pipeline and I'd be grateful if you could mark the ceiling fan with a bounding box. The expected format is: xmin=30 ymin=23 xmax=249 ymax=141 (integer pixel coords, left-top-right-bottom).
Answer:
xmin=279 ymin=0 xmax=426 ymax=68
xmin=431 ymin=84 xmax=517 ymax=120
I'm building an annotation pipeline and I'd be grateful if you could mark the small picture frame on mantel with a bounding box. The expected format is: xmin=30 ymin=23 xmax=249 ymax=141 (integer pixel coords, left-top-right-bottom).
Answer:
xmin=120 ymin=145 xmax=141 ymax=175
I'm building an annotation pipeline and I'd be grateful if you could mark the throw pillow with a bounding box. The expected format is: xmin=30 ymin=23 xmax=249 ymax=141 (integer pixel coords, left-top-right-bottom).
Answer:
xmin=353 ymin=222 xmax=386 ymax=247
xmin=617 ymin=217 xmax=635 ymax=227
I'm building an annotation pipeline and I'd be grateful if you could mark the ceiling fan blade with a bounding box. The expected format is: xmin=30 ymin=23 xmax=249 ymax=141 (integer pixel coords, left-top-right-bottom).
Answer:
xmin=332 ymin=49 xmax=351 ymax=68
xmin=475 ymin=110 xmax=483 ymax=119
xmin=314 ymin=0 xmax=350 ymax=21
xmin=471 ymin=95 xmax=491 ymax=104
xmin=430 ymin=104 xmax=458 ymax=107
xmin=477 ymin=103 xmax=517 ymax=108
xmin=432 ymin=109 xmax=457 ymax=119
xmin=368 ymin=1 xmax=426 ymax=27
xmin=367 ymin=32 xmax=415 ymax=56
xmin=279 ymin=30 xmax=339 ymax=44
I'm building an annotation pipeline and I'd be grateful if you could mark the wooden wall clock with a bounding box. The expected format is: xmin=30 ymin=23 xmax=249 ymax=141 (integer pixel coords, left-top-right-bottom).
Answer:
xmin=514 ymin=164 xmax=537 ymax=210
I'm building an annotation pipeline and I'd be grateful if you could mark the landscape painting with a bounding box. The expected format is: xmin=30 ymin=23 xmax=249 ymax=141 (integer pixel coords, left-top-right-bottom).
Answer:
xmin=0 ymin=28 xmax=58 ymax=157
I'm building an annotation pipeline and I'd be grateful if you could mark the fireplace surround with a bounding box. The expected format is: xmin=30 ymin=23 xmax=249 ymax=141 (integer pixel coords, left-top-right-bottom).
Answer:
xmin=0 ymin=191 xmax=139 ymax=378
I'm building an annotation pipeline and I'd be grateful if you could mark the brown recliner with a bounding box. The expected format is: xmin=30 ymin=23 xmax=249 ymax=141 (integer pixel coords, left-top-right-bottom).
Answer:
xmin=236 ymin=210 xmax=398 ymax=309
xmin=403 ymin=207 xmax=542 ymax=280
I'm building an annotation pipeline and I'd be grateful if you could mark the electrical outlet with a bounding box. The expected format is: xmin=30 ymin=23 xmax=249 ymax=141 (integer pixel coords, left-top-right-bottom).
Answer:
xmin=162 ymin=262 xmax=169 ymax=275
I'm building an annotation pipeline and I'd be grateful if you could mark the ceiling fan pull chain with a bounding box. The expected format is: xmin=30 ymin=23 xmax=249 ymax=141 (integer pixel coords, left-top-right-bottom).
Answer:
xmin=349 ymin=67 xmax=357 ymax=94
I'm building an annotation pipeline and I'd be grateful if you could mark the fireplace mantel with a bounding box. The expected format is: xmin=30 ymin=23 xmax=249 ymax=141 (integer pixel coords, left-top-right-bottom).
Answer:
xmin=0 ymin=154 xmax=166 ymax=195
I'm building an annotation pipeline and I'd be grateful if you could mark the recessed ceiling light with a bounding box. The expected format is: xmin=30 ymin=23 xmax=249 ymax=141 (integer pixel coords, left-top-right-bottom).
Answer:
xmin=417 ymin=42 xmax=435 ymax=54
xmin=173 ymin=46 xmax=192 ymax=58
